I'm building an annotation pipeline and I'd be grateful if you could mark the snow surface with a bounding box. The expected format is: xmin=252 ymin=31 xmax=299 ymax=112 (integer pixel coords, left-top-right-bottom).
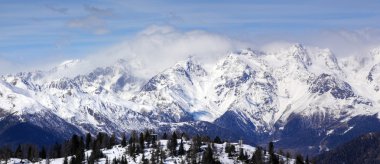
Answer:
xmin=0 ymin=141 xmax=295 ymax=164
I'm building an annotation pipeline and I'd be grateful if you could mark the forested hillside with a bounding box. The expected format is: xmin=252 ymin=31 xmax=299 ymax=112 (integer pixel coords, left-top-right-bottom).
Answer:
xmin=316 ymin=132 xmax=380 ymax=164
xmin=0 ymin=131 xmax=304 ymax=164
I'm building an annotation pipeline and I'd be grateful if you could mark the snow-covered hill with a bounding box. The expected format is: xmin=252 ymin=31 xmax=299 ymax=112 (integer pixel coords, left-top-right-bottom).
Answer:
xmin=2 ymin=43 xmax=380 ymax=155
xmin=2 ymin=140 xmax=295 ymax=164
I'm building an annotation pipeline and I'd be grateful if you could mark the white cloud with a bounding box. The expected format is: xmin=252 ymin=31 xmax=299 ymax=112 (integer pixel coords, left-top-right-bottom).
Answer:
xmin=260 ymin=41 xmax=298 ymax=53
xmin=3 ymin=25 xmax=380 ymax=79
xmin=295 ymin=28 xmax=380 ymax=57
xmin=248 ymin=28 xmax=380 ymax=58
xmin=72 ymin=25 xmax=249 ymax=78
xmin=0 ymin=58 xmax=14 ymax=75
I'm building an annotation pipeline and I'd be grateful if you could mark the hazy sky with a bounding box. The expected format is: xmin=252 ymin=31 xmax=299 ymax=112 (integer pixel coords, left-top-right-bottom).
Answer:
xmin=1 ymin=0 xmax=380 ymax=74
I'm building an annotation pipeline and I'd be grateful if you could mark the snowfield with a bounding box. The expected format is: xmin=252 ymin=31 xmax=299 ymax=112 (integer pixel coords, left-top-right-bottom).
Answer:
xmin=1 ymin=141 xmax=295 ymax=164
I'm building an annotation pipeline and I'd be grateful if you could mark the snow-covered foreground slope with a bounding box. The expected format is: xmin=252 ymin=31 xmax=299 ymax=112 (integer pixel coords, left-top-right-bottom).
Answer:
xmin=2 ymin=44 xmax=380 ymax=155
xmin=2 ymin=141 xmax=295 ymax=164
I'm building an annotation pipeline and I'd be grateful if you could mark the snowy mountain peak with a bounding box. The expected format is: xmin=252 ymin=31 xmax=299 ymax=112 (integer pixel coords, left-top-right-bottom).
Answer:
xmin=308 ymin=47 xmax=343 ymax=75
xmin=288 ymin=43 xmax=312 ymax=67
xmin=183 ymin=56 xmax=208 ymax=77
xmin=216 ymin=55 xmax=242 ymax=71
xmin=51 ymin=59 xmax=81 ymax=73
xmin=113 ymin=59 xmax=130 ymax=70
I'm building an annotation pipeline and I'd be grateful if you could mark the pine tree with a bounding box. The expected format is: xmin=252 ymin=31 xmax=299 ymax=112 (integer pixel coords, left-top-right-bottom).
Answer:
xmin=14 ymin=145 xmax=23 ymax=159
xmin=186 ymin=135 xmax=201 ymax=164
xmin=188 ymin=143 xmax=198 ymax=164
xmin=244 ymin=152 xmax=249 ymax=162
xmin=27 ymin=145 xmax=32 ymax=161
xmin=131 ymin=131 xmax=137 ymax=143
xmin=128 ymin=136 xmax=133 ymax=145
xmin=178 ymin=139 xmax=185 ymax=156
xmin=95 ymin=132 xmax=110 ymax=149
xmin=213 ymin=136 xmax=222 ymax=144
xmin=286 ymin=152 xmax=291 ymax=164
xmin=202 ymin=144 xmax=216 ymax=164
xmin=144 ymin=130 xmax=152 ymax=146
xmin=139 ymin=132 xmax=145 ymax=153
xmin=78 ymin=137 xmax=86 ymax=164
xmin=225 ymin=143 xmax=235 ymax=157
xmin=66 ymin=135 xmax=85 ymax=164
xmin=39 ymin=146 xmax=47 ymax=159
xmin=225 ymin=142 xmax=230 ymax=153
xmin=193 ymin=135 xmax=202 ymax=152
xmin=296 ymin=154 xmax=304 ymax=164
xmin=128 ymin=143 xmax=135 ymax=157
xmin=85 ymin=133 xmax=92 ymax=150
xmin=251 ymin=147 xmax=263 ymax=164
xmin=237 ymin=148 xmax=247 ymax=161
xmin=168 ymin=132 xmax=178 ymax=156
xmin=268 ymin=141 xmax=279 ymax=164
xmin=109 ymin=133 xmax=117 ymax=149
xmin=162 ymin=133 xmax=168 ymax=140
xmin=70 ymin=134 xmax=80 ymax=155
xmin=121 ymin=133 xmax=127 ymax=147
xmin=52 ymin=142 xmax=62 ymax=158
xmin=63 ymin=156 xmax=68 ymax=164
xmin=0 ymin=146 xmax=12 ymax=163
xmin=89 ymin=137 xmax=104 ymax=164
xmin=268 ymin=141 xmax=274 ymax=155
xmin=152 ymin=132 xmax=158 ymax=148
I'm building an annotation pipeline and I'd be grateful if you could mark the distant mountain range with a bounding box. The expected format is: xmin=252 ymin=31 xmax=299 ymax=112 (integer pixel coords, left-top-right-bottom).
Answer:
xmin=2 ymin=44 xmax=380 ymax=155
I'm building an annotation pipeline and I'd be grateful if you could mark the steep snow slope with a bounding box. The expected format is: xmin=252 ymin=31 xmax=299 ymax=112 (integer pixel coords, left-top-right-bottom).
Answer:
xmin=132 ymin=57 xmax=218 ymax=122
xmin=0 ymin=79 xmax=45 ymax=114
xmin=0 ymin=59 xmax=155 ymax=137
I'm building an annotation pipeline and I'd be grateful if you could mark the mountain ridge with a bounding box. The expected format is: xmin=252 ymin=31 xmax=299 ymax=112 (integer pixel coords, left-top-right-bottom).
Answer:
xmin=1 ymin=44 xmax=380 ymax=155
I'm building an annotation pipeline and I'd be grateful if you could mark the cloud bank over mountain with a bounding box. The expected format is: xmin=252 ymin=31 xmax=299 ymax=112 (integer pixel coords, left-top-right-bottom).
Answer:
xmin=1 ymin=25 xmax=380 ymax=78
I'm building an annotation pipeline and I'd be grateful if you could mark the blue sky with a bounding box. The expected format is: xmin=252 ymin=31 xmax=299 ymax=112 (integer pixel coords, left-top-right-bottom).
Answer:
xmin=1 ymin=0 xmax=380 ymax=74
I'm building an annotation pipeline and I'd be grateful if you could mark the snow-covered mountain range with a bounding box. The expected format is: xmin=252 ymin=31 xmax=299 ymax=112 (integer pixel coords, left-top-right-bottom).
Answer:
xmin=2 ymin=44 xmax=380 ymax=155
